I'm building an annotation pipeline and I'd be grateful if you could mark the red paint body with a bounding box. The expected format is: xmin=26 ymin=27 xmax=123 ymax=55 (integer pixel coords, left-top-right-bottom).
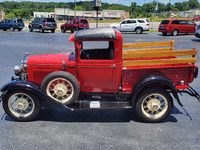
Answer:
xmin=61 ymin=18 xmax=89 ymax=31
xmin=27 ymin=29 xmax=197 ymax=93
xmin=158 ymin=19 xmax=196 ymax=34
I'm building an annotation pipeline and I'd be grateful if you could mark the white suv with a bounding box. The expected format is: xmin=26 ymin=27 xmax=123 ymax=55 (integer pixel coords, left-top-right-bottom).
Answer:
xmin=109 ymin=19 xmax=150 ymax=34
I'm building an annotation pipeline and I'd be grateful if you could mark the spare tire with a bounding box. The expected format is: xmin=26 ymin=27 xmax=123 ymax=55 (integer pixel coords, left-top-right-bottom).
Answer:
xmin=41 ymin=71 xmax=80 ymax=105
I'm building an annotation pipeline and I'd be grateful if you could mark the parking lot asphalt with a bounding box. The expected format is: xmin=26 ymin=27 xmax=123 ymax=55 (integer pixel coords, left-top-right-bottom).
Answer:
xmin=0 ymin=30 xmax=200 ymax=150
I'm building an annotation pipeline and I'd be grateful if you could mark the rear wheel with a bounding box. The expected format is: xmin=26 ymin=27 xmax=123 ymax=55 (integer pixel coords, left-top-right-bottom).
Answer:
xmin=135 ymin=27 xmax=143 ymax=34
xmin=51 ymin=29 xmax=55 ymax=33
xmin=18 ymin=29 xmax=22 ymax=31
xmin=135 ymin=88 xmax=173 ymax=123
xmin=61 ymin=27 xmax=66 ymax=33
xmin=2 ymin=90 xmax=41 ymax=121
xmin=172 ymin=29 xmax=178 ymax=36
xmin=39 ymin=27 xmax=44 ymax=33
xmin=3 ymin=28 xmax=7 ymax=31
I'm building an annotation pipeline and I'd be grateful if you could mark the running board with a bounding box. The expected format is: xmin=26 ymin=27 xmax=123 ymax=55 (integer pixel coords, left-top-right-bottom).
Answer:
xmin=78 ymin=100 xmax=131 ymax=109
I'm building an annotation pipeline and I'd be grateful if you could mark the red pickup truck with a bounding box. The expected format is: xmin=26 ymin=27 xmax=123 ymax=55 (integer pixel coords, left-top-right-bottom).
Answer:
xmin=0 ymin=28 xmax=199 ymax=123
xmin=61 ymin=18 xmax=89 ymax=33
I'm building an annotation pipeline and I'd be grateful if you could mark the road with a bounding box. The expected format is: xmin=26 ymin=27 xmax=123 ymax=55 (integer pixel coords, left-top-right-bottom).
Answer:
xmin=0 ymin=30 xmax=200 ymax=150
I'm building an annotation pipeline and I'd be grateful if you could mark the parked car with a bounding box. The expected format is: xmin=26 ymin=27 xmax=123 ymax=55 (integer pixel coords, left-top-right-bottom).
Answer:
xmin=158 ymin=19 xmax=196 ymax=36
xmin=0 ymin=19 xmax=24 ymax=31
xmin=1 ymin=28 xmax=199 ymax=123
xmin=61 ymin=18 xmax=89 ymax=33
xmin=28 ymin=17 xmax=57 ymax=33
xmin=109 ymin=19 xmax=150 ymax=34
xmin=193 ymin=15 xmax=200 ymax=21
xmin=194 ymin=24 xmax=200 ymax=38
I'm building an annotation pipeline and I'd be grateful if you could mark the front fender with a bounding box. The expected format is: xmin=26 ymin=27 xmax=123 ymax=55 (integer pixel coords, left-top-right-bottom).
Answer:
xmin=1 ymin=80 xmax=68 ymax=109
xmin=133 ymin=75 xmax=182 ymax=106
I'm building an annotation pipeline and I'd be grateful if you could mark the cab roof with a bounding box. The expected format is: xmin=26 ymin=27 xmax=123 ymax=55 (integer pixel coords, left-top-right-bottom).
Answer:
xmin=72 ymin=28 xmax=117 ymax=41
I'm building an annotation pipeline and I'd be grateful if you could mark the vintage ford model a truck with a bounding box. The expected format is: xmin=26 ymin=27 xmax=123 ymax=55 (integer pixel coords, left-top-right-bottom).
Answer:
xmin=0 ymin=28 xmax=199 ymax=122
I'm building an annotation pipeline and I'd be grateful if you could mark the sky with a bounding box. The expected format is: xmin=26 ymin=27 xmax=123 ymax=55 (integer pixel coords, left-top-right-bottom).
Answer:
xmin=1 ymin=0 xmax=200 ymax=6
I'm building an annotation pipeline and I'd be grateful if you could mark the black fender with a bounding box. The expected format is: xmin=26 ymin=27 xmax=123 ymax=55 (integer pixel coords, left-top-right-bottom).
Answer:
xmin=132 ymin=75 xmax=182 ymax=106
xmin=1 ymin=80 xmax=68 ymax=109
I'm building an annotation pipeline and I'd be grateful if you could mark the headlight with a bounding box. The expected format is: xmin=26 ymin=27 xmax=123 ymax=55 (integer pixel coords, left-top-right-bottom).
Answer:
xmin=14 ymin=65 xmax=22 ymax=76
xmin=14 ymin=53 xmax=29 ymax=77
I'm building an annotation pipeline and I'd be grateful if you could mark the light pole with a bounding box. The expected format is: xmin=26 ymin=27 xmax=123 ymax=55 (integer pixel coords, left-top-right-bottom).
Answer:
xmin=74 ymin=0 xmax=76 ymax=18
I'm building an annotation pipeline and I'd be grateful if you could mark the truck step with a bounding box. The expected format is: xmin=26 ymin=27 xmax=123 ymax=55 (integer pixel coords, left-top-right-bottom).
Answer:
xmin=78 ymin=100 xmax=131 ymax=109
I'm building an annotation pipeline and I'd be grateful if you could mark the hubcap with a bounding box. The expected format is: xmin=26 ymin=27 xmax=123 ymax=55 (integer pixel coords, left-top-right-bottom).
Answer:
xmin=46 ymin=78 xmax=74 ymax=104
xmin=142 ymin=93 xmax=168 ymax=119
xmin=8 ymin=93 xmax=35 ymax=118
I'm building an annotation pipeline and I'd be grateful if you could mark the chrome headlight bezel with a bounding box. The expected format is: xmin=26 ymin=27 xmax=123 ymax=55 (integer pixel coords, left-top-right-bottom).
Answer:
xmin=14 ymin=53 xmax=29 ymax=77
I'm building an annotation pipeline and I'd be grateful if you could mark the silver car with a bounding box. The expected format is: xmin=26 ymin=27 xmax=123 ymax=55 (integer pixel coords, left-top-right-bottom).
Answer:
xmin=195 ymin=24 xmax=200 ymax=38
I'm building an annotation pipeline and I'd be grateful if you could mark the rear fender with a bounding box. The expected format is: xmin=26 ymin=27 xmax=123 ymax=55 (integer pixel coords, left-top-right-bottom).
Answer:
xmin=1 ymin=80 xmax=68 ymax=109
xmin=132 ymin=76 xmax=182 ymax=106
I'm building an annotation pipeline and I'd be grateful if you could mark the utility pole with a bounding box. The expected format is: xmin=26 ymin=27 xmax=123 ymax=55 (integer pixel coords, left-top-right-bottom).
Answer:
xmin=74 ymin=0 xmax=76 ymax=18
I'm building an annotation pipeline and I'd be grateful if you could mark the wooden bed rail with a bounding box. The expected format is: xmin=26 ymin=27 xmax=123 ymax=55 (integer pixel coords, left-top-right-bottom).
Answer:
xmin=123 ymin=40 xmax=174 ymax=50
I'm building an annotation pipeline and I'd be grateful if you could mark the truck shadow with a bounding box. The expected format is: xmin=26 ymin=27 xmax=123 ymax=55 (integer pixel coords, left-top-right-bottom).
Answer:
xmin=3 ymin=105 xmax=183 ymax=123
xmin=191 ymin=39 xmax=200 ymax=42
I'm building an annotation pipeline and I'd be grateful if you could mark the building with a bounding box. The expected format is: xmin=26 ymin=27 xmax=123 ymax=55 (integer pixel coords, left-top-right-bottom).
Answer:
xmin=34 ymin=12 xmax=55 ymax=18
xmin=179 ymin=8 xmax=200 ymax=18
xmin=54 ymin=8 xmax=129 ymax=20
xmin=0 ymin=9 xmax=5 ymax=20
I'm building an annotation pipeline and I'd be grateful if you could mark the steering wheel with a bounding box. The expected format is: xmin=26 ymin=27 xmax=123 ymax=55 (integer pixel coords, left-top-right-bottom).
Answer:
xmin=80 ymin=50 xmax=90 ymax=59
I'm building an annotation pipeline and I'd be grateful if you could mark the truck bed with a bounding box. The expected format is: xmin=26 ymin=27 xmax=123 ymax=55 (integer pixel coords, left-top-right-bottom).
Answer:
xmin=121 ymin=41 xmax=197 ymax=91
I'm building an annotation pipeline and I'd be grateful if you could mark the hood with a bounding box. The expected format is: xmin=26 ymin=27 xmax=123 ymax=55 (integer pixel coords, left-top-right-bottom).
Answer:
xmin=27 ymin=52 xmax=76 ymax=66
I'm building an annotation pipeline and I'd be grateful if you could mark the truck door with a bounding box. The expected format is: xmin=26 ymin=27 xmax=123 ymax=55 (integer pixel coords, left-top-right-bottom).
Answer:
xmin=78 ymin=41 xmax=122 ymax=93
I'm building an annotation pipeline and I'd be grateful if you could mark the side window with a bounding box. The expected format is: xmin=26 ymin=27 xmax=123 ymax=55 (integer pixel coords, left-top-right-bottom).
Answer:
xmin=66 ymin=21 xmax=70 ymax=24
xmin=130 ymin=20 xmax=136 ymax=23
xmin=76 ymin=20 xmax=79 ymax=24
xmin=171 ymin=20 xmax=179 ymax=25
xmin=137 ymin=20 xmax=145 ymax=23
xmin=179 ymin=20 xmax=187 ymax=25
xmin=41 ymin=19 xmax=45 ymax=22
xmin=127 ymin=20 xmax=132 ymax=24
xmin=188 ymin=21 xmax=195 ymax=25
xmin=71 ymin=20 xmax=75 ymax=24
xmin=80 ymin=41 xmax=114 ymax=60
xmin=121 ymin=21 xmax=127 ymax=24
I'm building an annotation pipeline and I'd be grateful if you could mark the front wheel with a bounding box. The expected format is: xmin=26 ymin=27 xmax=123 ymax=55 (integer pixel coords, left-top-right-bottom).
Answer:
xmin=29 ymin=26 xmax=33 ymax=32
xmin=51 ymin=29 xmax=55 ymax=33
xmin=162 ymin=32 xmax=167 ymax=36
xmin=2 ymin=90 xmax=41 ymax=121
xmin=135 ymin=88 xmax=173 ymax=123
xmin=18 ymin=29 xmax=22 ymax=31
xmin=10 ymin=26 xmax=14 ymax=31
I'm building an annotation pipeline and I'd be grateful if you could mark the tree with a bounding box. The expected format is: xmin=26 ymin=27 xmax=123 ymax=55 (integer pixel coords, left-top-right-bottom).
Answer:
xmin=188 ymin=0 xmax=199 ymax=9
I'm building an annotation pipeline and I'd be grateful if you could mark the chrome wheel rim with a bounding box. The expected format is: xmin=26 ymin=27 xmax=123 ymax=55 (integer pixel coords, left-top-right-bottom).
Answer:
xmin=141 ymin=93 xmax=168 ymax=119
xmin=10 ymin=26 xmax=13 ymax=31
xmin=173 ymin=30 xmax=178 ymax=36
xmin=8 ymin=93 xmax=35 ymax=118
xmin=46 ymin=78 xmax=74 ymax=104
